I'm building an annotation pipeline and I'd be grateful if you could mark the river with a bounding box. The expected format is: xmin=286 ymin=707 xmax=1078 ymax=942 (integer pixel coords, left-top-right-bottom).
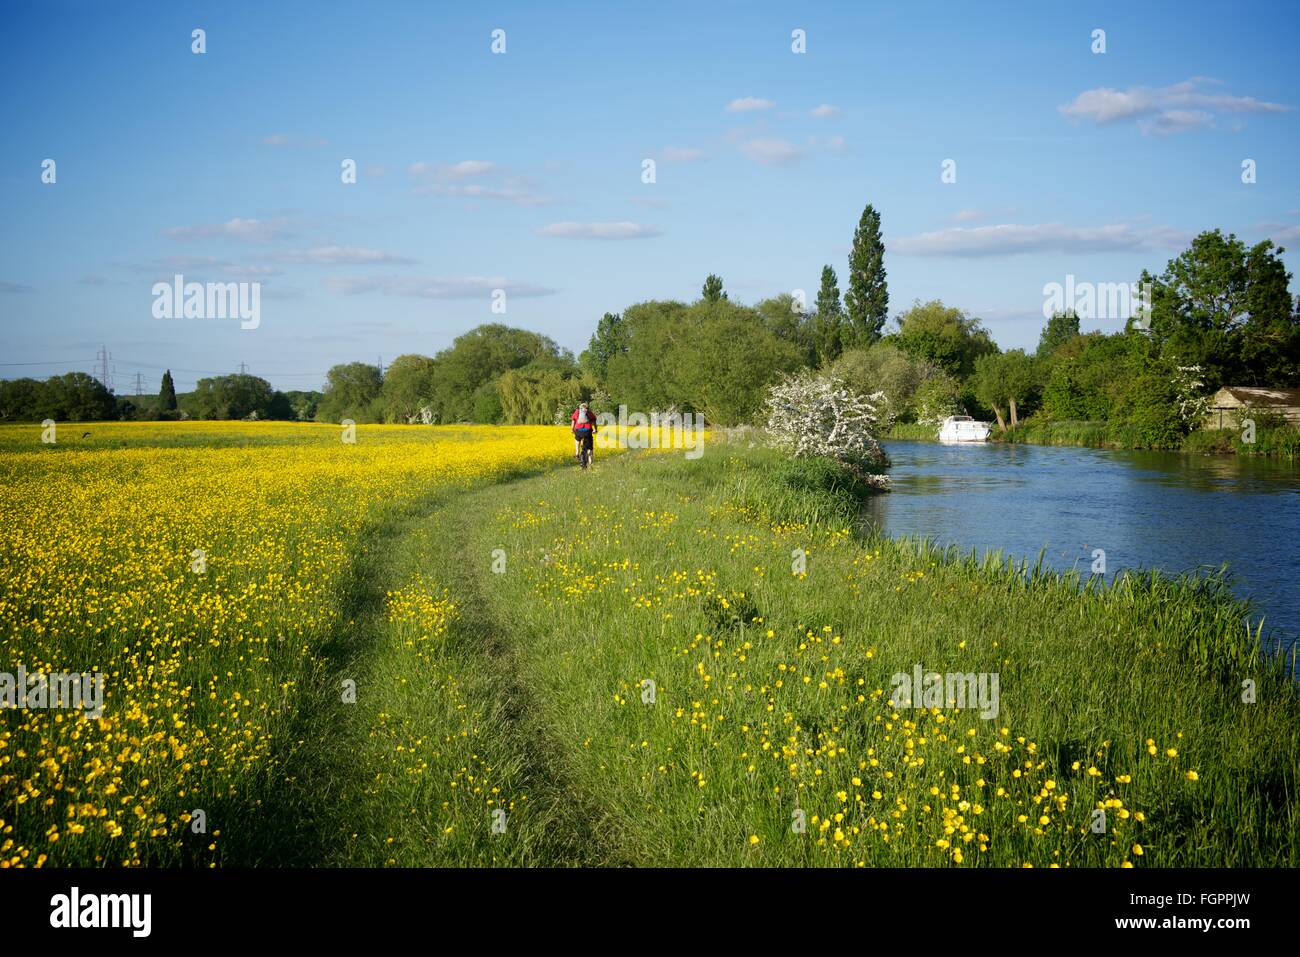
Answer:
xmin=864 ymin=440 xmax=1300 ymax=648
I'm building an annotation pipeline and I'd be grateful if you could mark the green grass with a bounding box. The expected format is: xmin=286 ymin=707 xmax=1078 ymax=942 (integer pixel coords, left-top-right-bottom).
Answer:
xmin=8 ymin=425 xmax=1296 ymax=867
xmin=886 ymin=423 xmax=938 ymax=441
xmin=1183 ymin=426 xmax=1300 ymax=459
xmin=1000 ymin=420 xmax=1117 ymax=448
xmin=314 ymin=444 xmax=1299 ymax=867
xmin=1000 ymin=419 xmax=1300 ymax=459
xmin=222 ymin=490 xmax=611 ymax=866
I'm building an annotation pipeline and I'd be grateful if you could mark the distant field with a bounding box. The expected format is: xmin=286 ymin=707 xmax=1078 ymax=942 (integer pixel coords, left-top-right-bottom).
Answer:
xmin=0 ymin=419 xmax=530 ymax=451
xmin=2 ymin=422 xmax=1296 ymax=868
xmin=0 ymin=422 xmax=576 ymax=867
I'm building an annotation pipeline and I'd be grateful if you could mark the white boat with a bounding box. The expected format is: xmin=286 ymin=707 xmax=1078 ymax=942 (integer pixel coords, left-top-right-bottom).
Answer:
xmin=937 ymin=415 xmax=991 ymax=443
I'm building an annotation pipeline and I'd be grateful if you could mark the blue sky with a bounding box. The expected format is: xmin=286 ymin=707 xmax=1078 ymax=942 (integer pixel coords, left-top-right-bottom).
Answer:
xmin=3 ymin=0 xmax=1299 ymax=392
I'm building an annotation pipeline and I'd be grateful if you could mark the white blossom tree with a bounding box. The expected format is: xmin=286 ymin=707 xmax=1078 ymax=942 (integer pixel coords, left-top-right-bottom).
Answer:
xmin=1173 ymin=365 xmax=1211 ymax=429
xmin=764 ymin=370 xmax=890 ymax=489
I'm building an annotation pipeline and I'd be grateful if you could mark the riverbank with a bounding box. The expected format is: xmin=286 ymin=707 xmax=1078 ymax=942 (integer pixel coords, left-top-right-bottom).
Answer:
xmin=304 ymin=443 xmax=1299 ymax=867
xmin=1004 ymin=420 xmax=1300 ymax=458
xmin=888 ymin=420 xmax=1300 ymax=458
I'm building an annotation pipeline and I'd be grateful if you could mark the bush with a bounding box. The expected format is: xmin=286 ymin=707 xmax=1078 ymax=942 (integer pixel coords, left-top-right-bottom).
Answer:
xmin=764 ymin=370 xmax=890 ymax=489
xmin=471 ymin=381 xmax=503 ymax=424
xmin=830 ymin=343 xmax=928 ymax=421
xmin=912 ymin=372 xmax=962 ymax=425
xmin=1118 ymin=370 xmax=1185 ymax=447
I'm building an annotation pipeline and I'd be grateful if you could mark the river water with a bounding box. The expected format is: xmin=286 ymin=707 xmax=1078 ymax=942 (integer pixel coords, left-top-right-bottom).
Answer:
xmin=863 ymin=440 xmax=1300 ymax=646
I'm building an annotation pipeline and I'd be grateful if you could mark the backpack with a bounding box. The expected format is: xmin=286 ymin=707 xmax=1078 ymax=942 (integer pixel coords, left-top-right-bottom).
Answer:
xmin=576 ymin=407 xmax=590 ymax=425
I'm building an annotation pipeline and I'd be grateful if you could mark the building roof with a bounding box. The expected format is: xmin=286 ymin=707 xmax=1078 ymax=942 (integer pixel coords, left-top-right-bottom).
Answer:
xmin=1212 ymin=386 xmax=1300 ymax=408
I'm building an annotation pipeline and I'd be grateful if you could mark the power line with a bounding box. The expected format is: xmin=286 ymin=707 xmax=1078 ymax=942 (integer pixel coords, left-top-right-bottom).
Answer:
xmin=4 ymin=359 xmax=326 ymax=377
xmin=0 ymin=360 xmax=91 ymax=367
xmin=95 ymin=346 xmax=113 ymax=392
xmin=2 ymin=353 xmax=335 ymax=388
xmin=112 ymin=358 xmax=328 ymax=377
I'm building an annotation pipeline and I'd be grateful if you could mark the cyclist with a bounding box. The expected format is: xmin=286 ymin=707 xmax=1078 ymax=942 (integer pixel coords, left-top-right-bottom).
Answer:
xmin=570 ymin=401 xmax=596 ymax=466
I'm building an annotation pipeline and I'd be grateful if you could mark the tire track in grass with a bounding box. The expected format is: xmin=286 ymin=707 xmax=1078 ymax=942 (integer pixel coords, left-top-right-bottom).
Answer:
xmin=219 ymin=491 xmax=444 ymax=866
xmin=429 ymin=483 xmax=631 ymax=867
xmin=222 ymin=460 xmax=603 ymax=867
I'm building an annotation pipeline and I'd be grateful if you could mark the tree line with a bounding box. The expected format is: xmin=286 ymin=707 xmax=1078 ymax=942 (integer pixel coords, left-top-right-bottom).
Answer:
xmin=4 ymin=205 xmax=1296 ymax=444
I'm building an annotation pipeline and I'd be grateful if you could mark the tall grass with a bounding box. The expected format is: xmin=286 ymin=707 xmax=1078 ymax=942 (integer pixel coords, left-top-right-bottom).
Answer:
xmin=1003 ymin=418 xmax=1300 ymax=459
xmin=1183 ymin=426 xmax=1300 ymax=459
xmin=427 ymin=445 xmax=1300 ymax=867
xmin=1001 ymin=420 xmax=1124 ymax=448
xmin=886 ymin=423 xmax=937 ymax=441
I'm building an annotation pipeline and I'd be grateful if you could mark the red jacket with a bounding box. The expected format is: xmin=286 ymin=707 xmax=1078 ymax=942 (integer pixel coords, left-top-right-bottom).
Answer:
xmin=571 ymin=407 xmax=596 ymax=432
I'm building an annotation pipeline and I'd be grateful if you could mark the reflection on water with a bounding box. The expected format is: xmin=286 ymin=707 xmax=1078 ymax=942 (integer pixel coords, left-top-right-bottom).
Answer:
xmin=864 ymin=440 xmax=1300 ymax=642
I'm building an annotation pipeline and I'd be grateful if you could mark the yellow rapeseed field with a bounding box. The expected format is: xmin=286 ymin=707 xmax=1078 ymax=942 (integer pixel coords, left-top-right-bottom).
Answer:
xmin=0 ymin=422 xmax=575 ymax=867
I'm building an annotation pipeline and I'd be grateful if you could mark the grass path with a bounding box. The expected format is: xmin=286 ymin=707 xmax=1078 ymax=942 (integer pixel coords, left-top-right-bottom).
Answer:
xmin=421 ymin=497 xmax=629 ymax=865
xmin=233 ymin=445 xmax=1300 ymax=867
xmin=222 ymin=457 xmax=632 ymax=867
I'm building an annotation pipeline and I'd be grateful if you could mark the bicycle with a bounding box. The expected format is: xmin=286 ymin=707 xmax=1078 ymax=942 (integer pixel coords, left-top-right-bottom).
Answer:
xmin=578 ymin=431 xmax=594 ymax=469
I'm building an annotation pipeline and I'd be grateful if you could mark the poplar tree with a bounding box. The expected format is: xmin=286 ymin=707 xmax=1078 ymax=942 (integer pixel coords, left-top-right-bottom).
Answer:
xmin=813 ymin=265 xmax=845 ymax=363
xmin=160 ymin=369 xmax=178 ymax=411
xmin=844 ymin=204 xmax=889 ymax=347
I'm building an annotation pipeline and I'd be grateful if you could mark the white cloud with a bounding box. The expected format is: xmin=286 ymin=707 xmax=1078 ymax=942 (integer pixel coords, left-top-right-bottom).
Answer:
xmin=164 ymin=218 xmax=294 ymax=242
xmin=224 ymin=264 xmax=284 ymax=278
xmin=322 ymin=276 xmax=556 ymax=298
xmin=740 ymin=138 xmax=802 ymax=167
xmin=1060 ymin=78 xmax=1290 ymax=134
xmin=727 ymin=96 xmax=775 ymax=112
xmin=1256 ymin=222 xmax=1300 ymax=243
xmin=271 ymin=246 xmax=417 ymax=265
xmin=536 ymin=221 xmax=662 ymax=240
xmin=408 ymin=159 xmax=498 ymax=179
xmin=439 ymin=159 xmax=498 ymax=178
xmin=825 ymin=135 xmax=847 ymax=154
xmin=0 ymin=280 xmax=34 ymax=293
xmin=116 ymin=256 xmax=286 ymax=277
xmin=408 ymin=161 xmax=553 ymax=205
xmin=893 ymin=222 xmax=1191 ymax=257
xmin=658 ymin=146 xmax=707 ymax=163
xmin=810 ymin=104 xmax=839 ymax=118
xmin=1139 ymin=109 xmax=1213 ymax=135
xmin=418 ymin=183 xmax=555 ymax=207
